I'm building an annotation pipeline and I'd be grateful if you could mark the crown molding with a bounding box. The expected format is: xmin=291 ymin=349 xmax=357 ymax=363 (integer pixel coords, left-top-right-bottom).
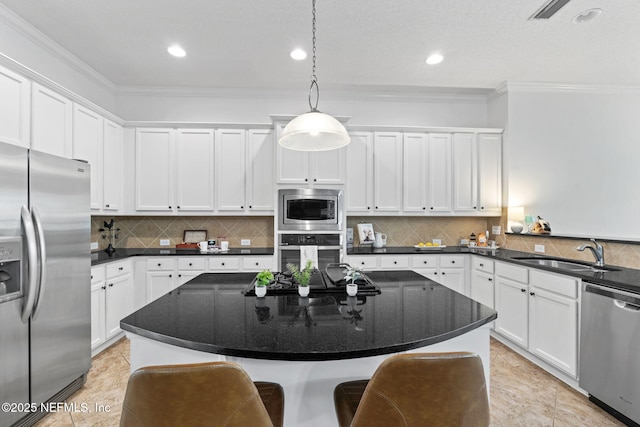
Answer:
xmin=116 ymin=84 xmax=492 ymax=104
xmin=0 ymin=4 xmax=117 ymax=94
xmin=505 ymin=81 xmax=640 ymax=95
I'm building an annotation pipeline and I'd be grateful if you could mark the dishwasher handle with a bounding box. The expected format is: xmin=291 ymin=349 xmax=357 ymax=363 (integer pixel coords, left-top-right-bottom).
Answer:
xmin=584 ymin=282 xmax=640 ymax=307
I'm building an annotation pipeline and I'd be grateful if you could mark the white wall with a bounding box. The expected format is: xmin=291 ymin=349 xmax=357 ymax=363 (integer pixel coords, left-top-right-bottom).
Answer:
xmin=115 ymin=89 xmax=489 ymax=127
xmin=507 ymin=84 xmax=640 ymax=240
xmin=0 ymin=8 xmax=116 ymax=111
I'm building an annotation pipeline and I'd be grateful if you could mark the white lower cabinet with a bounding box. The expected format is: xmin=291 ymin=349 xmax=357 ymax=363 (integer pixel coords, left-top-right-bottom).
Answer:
xmin=412 ymin=254 xmax=466 ymax=294
xmin=470 ymin=257 xmax=495 ymax=309
xmin=494 ymin=261 xmax=579 ymax=377
xmin=146 ymin=257 xmax=178 ymax=302
xmin=91 ymin=260 xmax=133 ymax=353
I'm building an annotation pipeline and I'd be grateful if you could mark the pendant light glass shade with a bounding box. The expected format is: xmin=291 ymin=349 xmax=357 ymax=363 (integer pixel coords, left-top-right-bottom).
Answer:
xmin=279 ymin=111 xmax=350 ymax=151
xmin=278 ymin=0 xmax=350 ymax=151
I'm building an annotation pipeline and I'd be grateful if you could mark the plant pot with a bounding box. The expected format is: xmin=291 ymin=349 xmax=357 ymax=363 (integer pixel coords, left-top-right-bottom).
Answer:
xmin=298 ymin=286 xmax=310 ymax=297
xmin=346 ymin=283 xmax=358 ymax=296
xmin=255 ymin=286 xmax=267 ymax=297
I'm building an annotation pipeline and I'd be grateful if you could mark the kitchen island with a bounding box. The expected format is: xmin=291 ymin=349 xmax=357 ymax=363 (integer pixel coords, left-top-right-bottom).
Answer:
xmin=121 ymin=270 xmax=497 ymax=427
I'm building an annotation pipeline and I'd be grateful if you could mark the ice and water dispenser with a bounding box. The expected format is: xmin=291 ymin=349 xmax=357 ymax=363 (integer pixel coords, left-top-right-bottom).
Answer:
xmin=0 ymin=237 xmax=21 ymax=303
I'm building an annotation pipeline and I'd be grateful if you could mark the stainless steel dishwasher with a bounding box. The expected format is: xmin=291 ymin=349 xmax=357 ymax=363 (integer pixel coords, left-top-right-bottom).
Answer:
xmin=579 ymin=282 xmax=640 ymax=426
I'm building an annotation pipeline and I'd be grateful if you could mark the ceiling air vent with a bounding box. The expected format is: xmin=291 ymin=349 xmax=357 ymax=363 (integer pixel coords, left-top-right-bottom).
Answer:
xmin=530 ymin=0 xmax=572 ymax=19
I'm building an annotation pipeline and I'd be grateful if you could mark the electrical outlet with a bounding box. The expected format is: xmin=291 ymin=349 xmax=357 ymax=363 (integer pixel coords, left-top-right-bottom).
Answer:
xmin=534 ymin=244 xmax=545 ymax=253
xmin=460 ymin=238 xmax=469 ymax=246
xmin=492 ymin=226 xmax=501 ymax=236
xmin=90 ymin=242 xmax=98 ymax=250
xmin=160 ymin=239 xmax=170 ymax=246
xmin=241 ymin=239 xmax=251 ymax=246
xmin=432 ymin=239 xmax=442 ymax=245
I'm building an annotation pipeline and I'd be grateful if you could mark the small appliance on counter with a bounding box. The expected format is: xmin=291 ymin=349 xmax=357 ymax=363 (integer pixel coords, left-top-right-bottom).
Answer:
xmin=373 ymin=232 xmax=387 ymax=248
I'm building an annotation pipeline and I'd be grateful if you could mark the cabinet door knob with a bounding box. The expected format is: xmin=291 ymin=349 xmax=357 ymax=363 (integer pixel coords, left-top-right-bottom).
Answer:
xmin=367 ymin=207 xmax=370 ymax=210
xmin=177 ymin=206 xmax=181 ymax=209
xmin=119 ymin=267 xmax=123 ymax=270
xmin=423 ymin=261 xmax=427 ymax=264
xmin=101 ymin=286 xmax=106 ymax=290
xmin=189 ymin=263 xmax=192 ymax=266
xmin=375 ymin=206 xmax=378 ymax=209
xmin=521 ymin=288 xmax=526 ymax=293
xmin=249 ymin=205 xmax=252 ymax=209
xmin=109 ymin=283 xmax=113 ymax=287
xmin=361 ymin=262 xmax=365 ymax=265
xmin=255 ymin=262 xmax=259 ymax=266
xmin=313 ymin=178 xmax=317 ymax=182
xmin=91 ymin=275 xmax=93 ymax=280
xmin=488 ymin=278 xmax=493 ymax=282
xmin=169 ymin=274 xmax=172 ymax=278
xmin=442 ymin=272 xmax=446 ymax=275
xmin=451 ymin=260 xmax=455 ymax=264
xmin=479 ymin=263 xmax=484 ymax=267
xmin=305 ymin=178 xmax=308 ymax=182
xmin=481 ymin=206 xmax=485 ymax=210
xmin=241 ymin=206 xmax=244 ymax=209
xmin=178 ymin=274 xmax=182 ymax=277
xmin=423 ymin=207 xmax=426 ymax=210
xmin=434 ymin=272 xmax=438 ymax=275
xmin=222 ymin=262 xmax=225 ymax=266
xmin=105 ymin=204 xmax=110 ymax=208
xmin=530 ymin=292 xmax=535 ymax=296
xmin=473 ymin=206 xmax=477 ymax=209
xmin=169 ymin=206 xmax=172 ymax=209
xmin=393 ymin=261 xmax=397 ymax=264
xmin=158 ymin=263 xmax=161 ymax=267
xmin=430 ymin=207 xmax=434 ymax=210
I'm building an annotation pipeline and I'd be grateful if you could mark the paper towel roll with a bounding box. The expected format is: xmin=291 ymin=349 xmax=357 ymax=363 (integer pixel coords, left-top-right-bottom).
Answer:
xmin=300 ymin=246 xmax=318 ymax=268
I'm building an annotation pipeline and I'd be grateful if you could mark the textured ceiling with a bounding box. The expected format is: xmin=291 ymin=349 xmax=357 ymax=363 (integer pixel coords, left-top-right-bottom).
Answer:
xmin=0 ymin=0 xmax=638 ymax=92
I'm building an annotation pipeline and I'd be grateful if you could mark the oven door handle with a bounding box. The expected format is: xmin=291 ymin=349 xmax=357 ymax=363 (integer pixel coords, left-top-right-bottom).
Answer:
xmin=280 ymin=245 xmax=342 ymax=250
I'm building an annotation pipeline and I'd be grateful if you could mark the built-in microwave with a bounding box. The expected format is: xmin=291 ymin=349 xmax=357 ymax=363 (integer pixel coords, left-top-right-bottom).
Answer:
xmin=278 ymin=188 xmax=344 ymax=231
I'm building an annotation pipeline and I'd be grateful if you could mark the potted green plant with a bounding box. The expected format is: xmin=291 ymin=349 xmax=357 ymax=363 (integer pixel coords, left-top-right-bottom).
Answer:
xmin=254 ymin=270 xmax=273 ymax=297
xmin=287 ymin=260 xmax=314 ymax=297
xmin=343 ymin=265 xmax=362 ymax=296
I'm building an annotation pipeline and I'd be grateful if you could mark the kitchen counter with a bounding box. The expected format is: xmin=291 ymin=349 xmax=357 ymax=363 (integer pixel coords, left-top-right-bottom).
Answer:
xmin=348 ymin=246 xmax=640 ymax=295
xmin=91 ymin=247 xmax=274 ymax=266
xmin=120 ymin=270 xmax=497 ymax=361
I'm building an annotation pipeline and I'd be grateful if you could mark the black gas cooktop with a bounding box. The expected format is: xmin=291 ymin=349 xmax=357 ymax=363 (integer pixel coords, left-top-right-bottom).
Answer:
xmin=244 ymin=265 xmax=380 ymax=296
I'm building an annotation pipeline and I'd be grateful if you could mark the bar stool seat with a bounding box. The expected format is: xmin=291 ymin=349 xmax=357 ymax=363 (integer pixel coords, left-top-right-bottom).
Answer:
xmin=120 ymin=361 xmax=284 ymax=427
xmin=333 ymin=352 xmax=489 ymax=427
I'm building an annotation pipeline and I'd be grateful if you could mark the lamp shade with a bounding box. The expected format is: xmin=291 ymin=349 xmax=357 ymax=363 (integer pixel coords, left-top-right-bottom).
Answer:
xmin=278 ymin=112 xmax=350 ymax=151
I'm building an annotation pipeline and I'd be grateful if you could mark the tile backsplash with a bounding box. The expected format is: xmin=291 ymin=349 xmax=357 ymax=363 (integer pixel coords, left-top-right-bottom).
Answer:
xmin=91 ymin=216 xmax=274 ymax=250
xmin=347 ymin=216 xmax=492 ymax=247
xmin=92 ymin=214 xmax=640 ymax=270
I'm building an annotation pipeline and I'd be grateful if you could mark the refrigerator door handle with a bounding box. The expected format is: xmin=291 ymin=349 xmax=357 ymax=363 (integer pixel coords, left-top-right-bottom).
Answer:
xmin=31 ymin=206 xmax=47 ymax=321
xmin=20 ymin=205 xmax=38 ymax=323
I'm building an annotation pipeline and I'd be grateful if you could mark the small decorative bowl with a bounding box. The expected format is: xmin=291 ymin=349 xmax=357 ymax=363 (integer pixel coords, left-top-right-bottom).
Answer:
xmin=510 ymin=224 xmax=524 ymax=234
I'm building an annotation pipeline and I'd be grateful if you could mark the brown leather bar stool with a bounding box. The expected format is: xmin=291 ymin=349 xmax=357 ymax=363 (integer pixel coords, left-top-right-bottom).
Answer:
xmin=119 ymin=361 xmax=284 ymax=427
xmin=334 ymin=352 xmax=489 ymax=427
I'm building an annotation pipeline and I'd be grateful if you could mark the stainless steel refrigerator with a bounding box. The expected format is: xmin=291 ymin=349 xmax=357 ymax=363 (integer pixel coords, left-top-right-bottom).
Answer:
xmin=0 ymin=141 xmax=91 ymax=427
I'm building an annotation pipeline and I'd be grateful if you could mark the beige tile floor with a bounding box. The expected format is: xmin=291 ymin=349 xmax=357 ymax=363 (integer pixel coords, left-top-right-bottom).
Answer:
xmin=33 ymin=337 xmax=625 ymax=427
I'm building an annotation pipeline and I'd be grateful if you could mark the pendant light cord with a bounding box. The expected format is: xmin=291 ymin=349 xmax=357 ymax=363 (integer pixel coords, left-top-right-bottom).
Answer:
xmin=308 ymin=0 xmax=319 ymax=112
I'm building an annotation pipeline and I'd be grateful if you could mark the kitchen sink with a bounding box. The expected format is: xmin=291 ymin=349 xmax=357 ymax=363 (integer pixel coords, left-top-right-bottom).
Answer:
xmin=512 ymin=257 xmax=619 ymax=273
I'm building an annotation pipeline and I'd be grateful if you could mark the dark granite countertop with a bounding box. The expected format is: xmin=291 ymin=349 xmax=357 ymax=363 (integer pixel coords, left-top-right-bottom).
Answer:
xmin=120 ymin=270 xmax=497 ymax=361
xmin=348 ymin=246 xmax=640 ymax=295
xmin=91 ymin=247 xmax=274 ymax=266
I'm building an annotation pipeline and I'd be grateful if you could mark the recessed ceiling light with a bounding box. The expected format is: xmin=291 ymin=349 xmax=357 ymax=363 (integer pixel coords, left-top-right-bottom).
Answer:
xmin=167 ymin=45 xmax=186 ymax=58
xmin=426 ymin=53 xmax=444 ymax=65
xmin=290 ymin=48 xmax=307 ymax=60
xmin=573 ymin=8 xmax=602 ymax=24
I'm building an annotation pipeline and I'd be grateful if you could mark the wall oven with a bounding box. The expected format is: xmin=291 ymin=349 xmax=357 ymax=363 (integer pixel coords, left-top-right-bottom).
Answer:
xmin=278 ymin=188 xmax=343 ymax=231
xmin=279 ymin=234 xmax=343 ymax=272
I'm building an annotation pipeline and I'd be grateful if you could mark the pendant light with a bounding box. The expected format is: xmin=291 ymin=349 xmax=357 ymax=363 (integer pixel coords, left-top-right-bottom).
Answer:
xmin=278 ymin=0 xmax=350 ymax=151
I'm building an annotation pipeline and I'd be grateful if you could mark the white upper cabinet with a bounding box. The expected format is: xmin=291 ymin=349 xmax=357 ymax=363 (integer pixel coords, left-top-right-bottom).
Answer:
xmin=102 ymin=119 xmax=123 ymax=212
xmin=452 ymin=133 xmax=477 ymax=212
xmin=345 ymin=131 xmax=374 ymax=213
xmin=275 ymin=122 xmax=345 ymax=185
xmin=373 ymin=132 xmax=402 ymax=212
xmin=247 ymin=129 xmax=274 ymax=212
xmin=176 ymin=129 xmax=215 ymax=211
xmin=403 ymin=133 xmax=428 ymax=212
xmin=0 ymin=65 xmax=30 ymax=148
xmin=31 ymin=83 xmax=73 ymax=157
xmin=216 ymin=129 xmax=246 ymax=211
xmin=426 ymin=133 xmax=452 ymax=213
xmin=72 ymin=104 xmax=104 ymax=210
xmin=135 ymin=128 xmax=174 ymax=211
xmin=477 ymin=133 xmax=502 ymax=214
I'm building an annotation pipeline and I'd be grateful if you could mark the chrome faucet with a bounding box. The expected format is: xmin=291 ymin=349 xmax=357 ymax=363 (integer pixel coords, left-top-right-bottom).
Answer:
xmin=576 ymin=239 xmax=605 ymax=267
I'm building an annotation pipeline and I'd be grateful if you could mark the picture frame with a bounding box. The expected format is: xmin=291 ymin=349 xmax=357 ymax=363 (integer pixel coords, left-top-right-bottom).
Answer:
xmin=357 ymin=223 xmax=374 ymax=245
xmin=183 ymin=230 xmax=207 ymax=243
